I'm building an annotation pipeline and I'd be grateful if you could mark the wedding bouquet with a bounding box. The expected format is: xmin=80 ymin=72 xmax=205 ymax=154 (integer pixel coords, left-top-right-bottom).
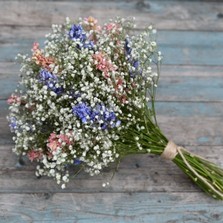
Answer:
xmin=7 ymin=17 xmax=223 ymax=199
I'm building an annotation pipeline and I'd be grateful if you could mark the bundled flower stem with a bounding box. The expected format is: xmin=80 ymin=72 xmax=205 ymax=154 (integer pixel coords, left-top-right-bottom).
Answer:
xmin=118 ymin=101 xmax=223 ymax=199
xmin=7 ymin=17 xmax=223 ymax=199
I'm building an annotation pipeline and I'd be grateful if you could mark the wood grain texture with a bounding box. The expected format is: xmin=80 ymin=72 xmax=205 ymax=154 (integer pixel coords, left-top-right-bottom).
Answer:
xmin=2 ymin=115 xmax=223 ymax=146
xmin=0 ymin=1 xmax=223 ymax=31
xmin=1 ymin=28 xmax=223 ymax=65
xmin=1 ymin=62 xmax=223 ymax=77
xmin=0 ymin=193 xmax=222 ymax=223
xmin=1 ymin=74 xmax=223 ymax=101
xmin=1 ymin=0 xmax=223 ymax=222
xmin=0 ymin=145 xmax=222 ymax=193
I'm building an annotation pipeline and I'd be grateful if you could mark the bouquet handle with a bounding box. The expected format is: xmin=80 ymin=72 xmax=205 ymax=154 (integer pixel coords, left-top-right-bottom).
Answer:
xmin=162 ymin=141 xmax=223 ymax=199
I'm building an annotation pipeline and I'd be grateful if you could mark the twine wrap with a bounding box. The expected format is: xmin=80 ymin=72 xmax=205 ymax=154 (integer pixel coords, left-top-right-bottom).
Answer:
xmin=161 ymin=141 xmax=223 ymax=199
xmin=161 ymin=141 xmax=178 ymax=160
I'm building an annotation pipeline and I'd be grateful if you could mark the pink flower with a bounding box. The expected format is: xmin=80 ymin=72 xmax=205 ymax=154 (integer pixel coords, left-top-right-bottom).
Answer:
xmin=58 ymin=134 xmax=72 ymax=145
xmin=47 ymin=132 xmax=73 ymax=152
xmin=105 ymin=23 xmax=118 ymax=31
xmin=113 ymin=78 xmax=128 ymax=104
xmin=47 ymin=133 xmax=60 ymax=151
xmin=7 ymin=95 xmax=21 ymax=105
xmin=32 ymin=42 xmax=55 ymax=71
xmin=27 ymin=150 xmax=43 ymax=162
xmin=32 ymin=42 xmax=39 ymax=51
xmin=84 ymin=16 xmax=101 ymax=31
xmin=93 ymin=52 xmax=116 ymax=78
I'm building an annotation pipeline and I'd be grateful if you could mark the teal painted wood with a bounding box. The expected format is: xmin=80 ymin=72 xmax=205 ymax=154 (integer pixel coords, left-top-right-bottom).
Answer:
xmin=158 ymin=76 xmax=223 ymax=101
xmin=0 ymin=105 xmax=223 ymax=146
xmin=0 ymin=193 xmax=222 ymax=223
xmin=1 ymin=75 xmax=223 ymax=101
xmin=0 ymin=0 xmax=223 ymax=31
xmin=156 ymin=101 xmax=223 ymax=117
xmin=1 ymin=0 xmax=223 ymax=221
xmin=2 ymin=115 xmax=223 ymax=147
xmin=1 ymin=62 xmax=223 ymax=77
xmin=1 ymin=144 xmax=222 ymax=169
xmin=0 ymin=146 xmax=222 ymax=194
xmin=3 ymin=99 xmax=223 ymax=118
xmin=1 ymin=30 xmax=223 ymax=65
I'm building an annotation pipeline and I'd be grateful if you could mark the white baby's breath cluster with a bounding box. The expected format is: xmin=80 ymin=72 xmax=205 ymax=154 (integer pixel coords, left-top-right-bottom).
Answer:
xmin=7 ymin=17 xmax=161 ymax=188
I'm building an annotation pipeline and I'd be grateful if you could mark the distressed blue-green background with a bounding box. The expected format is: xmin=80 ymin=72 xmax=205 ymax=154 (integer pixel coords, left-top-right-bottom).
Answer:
xmin=0 ymin=1 xmax=223 ymax=222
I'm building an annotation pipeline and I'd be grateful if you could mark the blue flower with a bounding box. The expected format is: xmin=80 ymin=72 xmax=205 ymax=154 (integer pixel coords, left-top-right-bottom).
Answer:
xmin=124 ymin=39 xmax=141 ymax=78
xmin=91 ymin=104 xmax=121 ymax=129
xmin=39 ymin=69 xmax=63 ymax=95
xmin=47 ymin=81 xmax=63 ymax=94
xmin=69 ymin=90 xmax=81 ymax=99
xmin=69 ymin=24 xmax=95 ymax=50
xmin=73 ymin=159 xmax=82 ymax=165
xmin=72 ymin=103 xmax=92 ymax=123
xmin=82 ymin=41 xmax=94 ymax=50
xmin=124 ymin=38 xmax=132 ymax=55
xmin=68 ymin=24 xmax=87 ymax=42
xmin=72 ymin=103 xmax=121 ymax=130
xmin=129 ymin=60 xmax=141 ymax=78
xmin=39 ymin=69 xmax=57 ymax=81
xmin=132 ymin=60 xmax=139 ymax=69
xmin=9 ymin=117 xmax=17 ymax=132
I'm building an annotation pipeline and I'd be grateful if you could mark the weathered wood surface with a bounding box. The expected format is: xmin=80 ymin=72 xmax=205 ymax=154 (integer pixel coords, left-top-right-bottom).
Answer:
xmin=1 ymin=0 xmax=223 ymax=31
xmin=1 ymin=193 xmax=222 ymax=223
xmin=1 ymin=0 xmax=223 ymax=222
xmin=1 ymin=29 xmax=223 ymax=65
xmin=1 ymin=68 xmax=223 ymax=101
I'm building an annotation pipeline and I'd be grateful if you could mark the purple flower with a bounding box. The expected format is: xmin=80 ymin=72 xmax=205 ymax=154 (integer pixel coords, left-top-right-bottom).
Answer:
xmin=132 ymin=60 xmax=139 ymax=69
xmin=72 ymin=103 xmax=91 ymax=123
xmin=69 ymin=24 xmax=94 ymax=50
xmin=129 ymin=60 xmax=141 ymax=78
xmin=74 ymin=159 xmax=82 ymax=165
xmin=69 ymin=90 xmax=81 ymax=99
xmin=124 ymin=38 xmax=141 ymax=78
xmin=39 ymin=69 xmax=57 ymax=81
xmin=72 ymin=103 xmax=121 ymax=129
xmin=39 ymin=69 xmax=63 ymax=95
xmin=68 ymin=24 xmax=87 ymax=42
xmin=82 ymin=41 xmax=94 ymax=50
xmin=9 ymin=117 xmax=17 ymax=132
xmin=47 ymin=81 xmax=63 ymax=94
xmin=124 ymin=38 xmax=132 ymax=55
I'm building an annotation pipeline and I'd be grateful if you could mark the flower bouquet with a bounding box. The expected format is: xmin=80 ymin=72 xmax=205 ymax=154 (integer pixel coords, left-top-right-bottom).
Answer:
xmin=7 ymin=17 xmax=223 ymax=199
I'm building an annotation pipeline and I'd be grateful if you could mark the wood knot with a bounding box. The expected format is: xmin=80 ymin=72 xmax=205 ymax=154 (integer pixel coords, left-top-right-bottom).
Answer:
xmin=136 ymin=0 xmax=150 ymax=10
xmin=217 ymin=13 xmax=223 ymax=19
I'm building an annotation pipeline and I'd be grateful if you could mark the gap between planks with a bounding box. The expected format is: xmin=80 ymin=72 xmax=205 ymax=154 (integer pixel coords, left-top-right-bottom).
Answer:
xmin=1 ymin=62 xmax=223 ymax=77
xmin=1 ymin=29 xmax=223 ymax=66
xmin=1 ymin=116 xmax=223 ymax=146
xmin=0 ymin=192 xmax=222 ymax=223
xmin=0 ymin=1 xmax=223 ymax=31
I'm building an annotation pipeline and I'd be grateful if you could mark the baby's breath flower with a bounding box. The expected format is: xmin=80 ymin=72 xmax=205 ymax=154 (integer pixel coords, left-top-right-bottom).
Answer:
xmin=8 ymin=16 xmax=162 ymax=189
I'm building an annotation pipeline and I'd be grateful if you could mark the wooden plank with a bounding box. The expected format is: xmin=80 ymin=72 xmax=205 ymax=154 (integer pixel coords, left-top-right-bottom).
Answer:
xmin=1 ymin=75 xmax=223 ymax=101
xmin=0 ymin=114 xmax=14 ymax=145
xmin=0 ymin=146 xmax=222 ymax=193
xmin=1 ymin=29 xmax=223 ymax=65
xmin=158 ymin=116 xmax=223 ymax=146
xmin=0 ymin=144 xmax=222 ymax=169
xmin=1 ymin=62 xmax=223 ymax=77
xmin=160 ymin=64 xmax=223 ymax=77
xmin=0 ymin=168 xmax=201 ymax=193
xmin=2 ymin=99 xmax=223 ymax=118
xmin=3 ymin=116 xmax=223 ymax=146
xmin=0 ymin=156 xmax=219 ymax=193
xmin=0 ymin=192 xmax=222 ymax=223
xmin=0 ymin=1 xmax=223 ymax=31
xmin=157 ymin=76 xmax=223 ymax=102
